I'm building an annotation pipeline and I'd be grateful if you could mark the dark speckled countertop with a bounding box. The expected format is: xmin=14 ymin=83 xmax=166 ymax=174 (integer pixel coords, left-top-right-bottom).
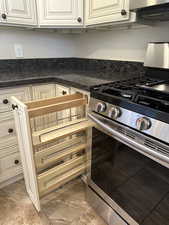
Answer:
xmin=0 ymin=73 xmax=111 ymax=91
xmin=0 ymin=59 xmax=145 ymax=91
xmin=0 ymin=72 xmax=137 ymax=91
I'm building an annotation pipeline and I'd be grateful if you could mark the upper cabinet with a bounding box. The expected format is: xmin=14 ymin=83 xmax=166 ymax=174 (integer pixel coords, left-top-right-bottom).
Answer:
xmin=0 ymin=0 xmax=132 ymax=28
xmin=85 ymin=0 xmax=129 ymax=26
xmin=0 ymin=0 xmax=37 ymax=25
xmin=36 ymin=0 xmax=83 ymax=27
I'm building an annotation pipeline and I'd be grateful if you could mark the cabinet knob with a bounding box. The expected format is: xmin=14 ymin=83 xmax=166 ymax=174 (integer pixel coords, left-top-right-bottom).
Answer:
xmin=2 ymin=13 xmax=7 ymax=20
xmin=8 ymin=128 xmax=14 ymax=134
xmin=3 ymin=99 xmax=9 ymax=104
xmin=62 ymin=90 xmax=67 ymax=95
xmin=14 ymin=160 xmax=19 ymax=165
xmin=12 ymin=104 xmax=18 ymax=110
xmin=121 ymin=9 xmax=127 ymax=16
xmin=77 ymin=17 xmax=82 ymax=23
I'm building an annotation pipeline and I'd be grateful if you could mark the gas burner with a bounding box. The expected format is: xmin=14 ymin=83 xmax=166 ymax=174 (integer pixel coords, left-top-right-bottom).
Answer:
xmin=91 ymin=76 xmax=169 ymax=124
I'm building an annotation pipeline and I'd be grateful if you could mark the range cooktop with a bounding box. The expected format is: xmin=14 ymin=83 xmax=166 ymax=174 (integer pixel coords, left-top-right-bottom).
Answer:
xmin=91 ymin=76 xmax=169 ymax=124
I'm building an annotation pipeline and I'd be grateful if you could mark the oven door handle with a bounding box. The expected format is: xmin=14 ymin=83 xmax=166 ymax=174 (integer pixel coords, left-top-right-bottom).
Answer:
xmin=88 ymin=112 xmax=169 ymax=165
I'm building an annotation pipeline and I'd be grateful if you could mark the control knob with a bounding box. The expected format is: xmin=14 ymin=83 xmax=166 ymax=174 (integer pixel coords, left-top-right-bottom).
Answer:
xmin=109 ymin=107 xmax=121 ymax=119
xmin=96 ymin=102 xmax=107 ymax=113
xmin=136 ymin=117 xmax=151 ymax=131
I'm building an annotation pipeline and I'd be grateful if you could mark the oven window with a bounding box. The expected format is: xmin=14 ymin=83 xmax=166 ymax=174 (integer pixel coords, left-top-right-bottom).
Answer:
xmin=91 ymin=127 xmax=169 ymax=225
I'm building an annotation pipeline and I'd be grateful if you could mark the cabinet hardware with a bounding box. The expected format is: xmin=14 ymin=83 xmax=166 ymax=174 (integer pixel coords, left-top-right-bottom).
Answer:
xmin=12 ymin=104 xmax=18 ymax=110
xmin=121 ymin=9 xmax=127 ymax=16
xmin=8 ymin=128 xmax=14 ymax=133
xmin=14 ymin=160 xmax=19 ymax=165
xmin=3 ymin=99 xmax=9 ymax=104
xmin=77 ymin=17 xmax=82 ymax=23
xmin=2 ymin=13 xmax=7 ymax=20
xmin=62 ymin=90 xmax=67 ymax=95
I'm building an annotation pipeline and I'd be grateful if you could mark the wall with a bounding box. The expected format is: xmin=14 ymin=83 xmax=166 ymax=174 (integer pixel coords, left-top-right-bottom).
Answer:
xmin=74 ymin=23 xmax=169 ymax=62
xmin=0 ymin=28 xmax=75 ymax=59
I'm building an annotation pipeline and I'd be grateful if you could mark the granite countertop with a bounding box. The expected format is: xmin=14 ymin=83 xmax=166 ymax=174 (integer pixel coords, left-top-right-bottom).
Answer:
xmin=0 ymin=70 xmax=137 ymax=91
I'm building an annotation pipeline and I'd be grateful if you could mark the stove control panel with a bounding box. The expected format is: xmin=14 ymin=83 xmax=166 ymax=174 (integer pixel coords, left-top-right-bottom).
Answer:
xmin=136 ymin=117 xmax=151 ymax=131
xmin=108 ymin=107 xmax=121 ymax=119
xmin=90 ymin=98 xmax=169 ymax=144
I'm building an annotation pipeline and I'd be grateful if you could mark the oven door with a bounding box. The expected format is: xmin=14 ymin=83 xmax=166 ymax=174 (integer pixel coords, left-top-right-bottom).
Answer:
xmin=88 ymin=112 xmax=169 ymax=225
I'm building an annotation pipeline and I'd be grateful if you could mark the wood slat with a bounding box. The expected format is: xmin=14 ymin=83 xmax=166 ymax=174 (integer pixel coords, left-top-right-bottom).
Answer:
xmin=33 ymin=120 xmax=94 ymax=147
xmin=26 ymin=93 xmax=83 ymax=109
xmin=38 ymin=155 xmax=86 ymax=189
xmin=39 ymin=164 xmax=86 ymax=197
xmin=33 ymin=118 xmax=87 ymax=142
xmin=35 ymin=143 xmax=87 ymax=169
xmin=28 ymin=98 xmax=87 ymax=118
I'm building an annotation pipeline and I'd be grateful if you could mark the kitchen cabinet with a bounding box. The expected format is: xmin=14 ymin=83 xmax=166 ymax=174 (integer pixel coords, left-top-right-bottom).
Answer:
xmin=0 ymin=83 xmax=90 ymax=189
xmin=12 ymin=91 xmax=92 ymax=211
xmin=0 ymin=86 xmax=31 ymax=188
xmin=0 ymin=0 xmax=37 ymax=26
xmin=85 ymin=0 xmax=129 ymax=26
xmin=36 ymin=0 xmax=83 ymax=27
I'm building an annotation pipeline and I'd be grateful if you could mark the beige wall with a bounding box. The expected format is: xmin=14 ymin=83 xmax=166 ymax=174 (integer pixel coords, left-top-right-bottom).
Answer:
xmin=1 ymin=23 xmax=169 ymax=62
xmin=74 ymin=23 xmax=169 ymax=62
xmin=0 ymin=28 xmax=75 ymax=59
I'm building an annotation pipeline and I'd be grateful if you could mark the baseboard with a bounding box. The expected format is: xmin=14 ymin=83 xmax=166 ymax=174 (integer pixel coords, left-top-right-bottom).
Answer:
xmin=0 ymin=174 xmax=23 ymax=189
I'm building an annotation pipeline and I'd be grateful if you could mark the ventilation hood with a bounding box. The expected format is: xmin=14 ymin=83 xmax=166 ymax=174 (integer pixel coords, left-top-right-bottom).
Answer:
xmin=130 ymin=0 xmax=169 ymax=22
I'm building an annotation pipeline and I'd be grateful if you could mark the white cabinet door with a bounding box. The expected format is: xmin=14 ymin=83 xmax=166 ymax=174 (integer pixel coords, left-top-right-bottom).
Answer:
xmin=32 ymin=84 xmax=57 ymax=131
xmin=85 ymin=0 xmax=129 ymax=26
xmin=56 ymin=85 xmax=71 ymax=124
xmin=37 ymin=0 xmax=83 ymax=27
xmin=3 ymin=0 xmax=37 ymax=25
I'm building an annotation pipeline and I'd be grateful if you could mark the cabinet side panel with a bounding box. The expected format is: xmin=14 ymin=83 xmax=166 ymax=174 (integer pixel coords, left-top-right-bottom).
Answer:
xmin=12 ymin=96 xmax=40 ymax=211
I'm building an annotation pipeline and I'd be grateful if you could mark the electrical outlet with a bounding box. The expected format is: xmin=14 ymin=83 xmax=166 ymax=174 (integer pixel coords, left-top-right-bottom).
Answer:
xmin=14 ymin=44 xmax=24 ymax=58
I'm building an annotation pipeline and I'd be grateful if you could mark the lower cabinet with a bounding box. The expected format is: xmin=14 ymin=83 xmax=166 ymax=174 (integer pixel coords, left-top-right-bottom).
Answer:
xmin=0 ymin=83 xmax=90 ymax=189
xmin=12 ymin=91 xmax=92 ymax=211
xmin=0 ymin=86 xmax=31 ymax=188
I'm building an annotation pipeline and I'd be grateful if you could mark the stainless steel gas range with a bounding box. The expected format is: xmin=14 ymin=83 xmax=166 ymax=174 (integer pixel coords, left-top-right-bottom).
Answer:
xmin=87 ymin=43 xmax=169 ymax=225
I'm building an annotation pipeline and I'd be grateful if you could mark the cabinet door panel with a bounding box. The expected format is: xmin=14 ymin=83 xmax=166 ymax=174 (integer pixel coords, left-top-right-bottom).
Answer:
xmin=5 ymin=0 xmax=37 ymax=25
xmin=0 ymin=86 xmax=31 ymax=113
xmin=86 ymin=0 xmax=129 ymax=26
xmin=32 ymin=84 xmax=57 ymax=131
xmin=37 ymin=0 xmax=83 ymax=26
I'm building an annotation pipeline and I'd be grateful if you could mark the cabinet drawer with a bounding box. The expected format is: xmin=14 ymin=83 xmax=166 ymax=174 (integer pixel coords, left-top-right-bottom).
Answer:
xmin=0 ymin=141 xmax=19 ymax=158
xmin=0 ymin=87 xmax=30 ymax=113
xmin=0 ymin=164 xmax=22 ymax=184
xmin=0 ymin=152 xmax=22 ymax=183
xmin=0 ymin=117 xmax=17 ymax=143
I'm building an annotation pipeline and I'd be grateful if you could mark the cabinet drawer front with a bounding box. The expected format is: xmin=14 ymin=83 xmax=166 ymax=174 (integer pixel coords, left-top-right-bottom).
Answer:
xmin=0 ymin=164 xmax=22 ymax=183
xmin=0 ymin=152 xmax=21 ymax=172
xmin=0 ymin=87 xmax=30 ymax=113
xmin=0 ymin=118 xmax=17 ymax=141
xmin=0 ymin=142 xmax=19 ymax=158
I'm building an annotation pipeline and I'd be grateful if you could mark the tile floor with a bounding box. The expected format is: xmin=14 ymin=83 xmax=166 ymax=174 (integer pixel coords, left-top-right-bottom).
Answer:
xmin=0 ymin=179 xmax=107 ymax=225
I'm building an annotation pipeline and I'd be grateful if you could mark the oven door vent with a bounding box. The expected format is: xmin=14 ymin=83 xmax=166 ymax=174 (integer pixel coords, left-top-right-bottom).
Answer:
xmin=113 ymin=121 xmax=169 ymax=158
xmin=144 ymin=139 xmax=169 ymax=157
xmin=116 ymin=126 xmax=136 ymax=140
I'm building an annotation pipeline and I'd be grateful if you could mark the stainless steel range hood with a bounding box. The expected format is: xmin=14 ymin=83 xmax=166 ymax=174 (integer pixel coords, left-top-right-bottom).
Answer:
xmin=130 ymin=0 xmax=169 ymax=22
